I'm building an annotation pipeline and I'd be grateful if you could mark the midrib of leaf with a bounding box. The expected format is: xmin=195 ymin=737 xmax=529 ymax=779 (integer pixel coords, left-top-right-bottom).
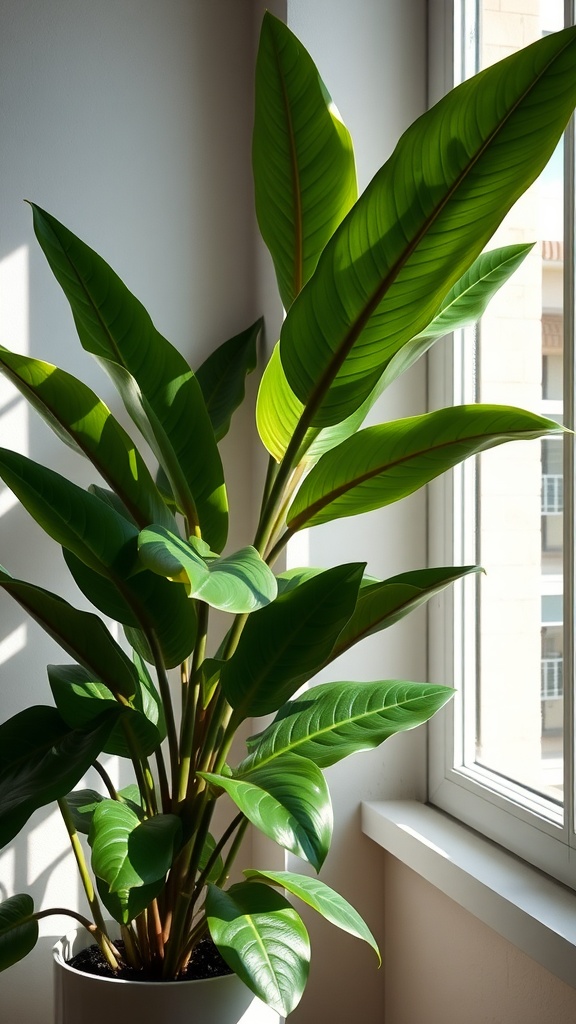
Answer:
xmin=291 ymin=34 xmax=575 ymax=425
xmin=249 ymin=687 xmax=446 ymax=766
xmin=271 ymin=28 xmax=303 ymax=299
xmin=288 ymin=421 xmax=557 ymax=530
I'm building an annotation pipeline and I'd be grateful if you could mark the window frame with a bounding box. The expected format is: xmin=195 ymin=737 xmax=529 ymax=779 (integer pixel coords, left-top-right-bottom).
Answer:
xmin=426 ymin=0 xmax=576 ymax=889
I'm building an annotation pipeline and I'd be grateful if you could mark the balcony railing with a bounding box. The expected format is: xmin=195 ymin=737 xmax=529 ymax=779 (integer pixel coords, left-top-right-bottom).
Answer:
xmin=541 ymin=656 xmax=563 ymax=700
xmin=542 ymin=474 xmax=563 ymax=515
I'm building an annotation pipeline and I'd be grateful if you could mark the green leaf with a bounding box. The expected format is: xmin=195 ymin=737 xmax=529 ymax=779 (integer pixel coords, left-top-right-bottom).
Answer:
xmin=0 ymin=567 xmax=137 ymax=700
xmin=64 ymin=789 xmax=104 ymax=834
xmin=278 ymin=27 xmax=576 ymax=426
xmin=331 ymin=565 xmax=483 ymax=660
xmin=206 ymin=881 xmax=310 ymax=1016
xmin=287 ymin=406 xmax=562 ymax=530
xmin=138 ymin=526 xmax=277 ymax=614
xmin=89 ymin=800 xmax=181 ymax=892
xmin=257 ymin=343 xmax=377 ymax=465
xmin=48 ymin=664 xmax=161 ymax=758
xmin=244 ymin=869 xmax=380 ymax=962
xmin=202 ymin=753 xmax=332 ymax=871
xmin=243 ymin=679 xmax=454 ymax=770
xmin=30 ymin=203 xmax=228 ymax=551
xmin=62 ymin=548 xmax=197 ymax=669
xmin=0 ymin=448 xmax=138 ymax=579
xmin=96 ymin=875 xmax=164 ymax=927
xmin=196 ymin=320 xmax=261 ymax=442
xmin=220 ymin=562 xmax=365 ymax=719
xmin=254 ymin=13 xmax=357 ymax=309
xmin=0 ymin=347 xmax=173 ymax=530
xmin=0 ymin=895 xmax=38 ymax=972
xmin=0 ymin=706 xmax=122 ymax=849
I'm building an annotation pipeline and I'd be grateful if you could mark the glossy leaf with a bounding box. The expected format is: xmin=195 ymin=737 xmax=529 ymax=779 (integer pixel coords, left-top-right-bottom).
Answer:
xmin=202 ymin=753 xmax=332 ymax=871
xmin=62 ymin=548 xmax=197 ymax=669
xmin=287 ymin=406 xmax=562 ymax=530
xmin=244 ymin=869 xmax=380 ymax=962
xmin=196 ymin=320 xmax=261 ymax=441
xmin=254 ymin=13 xmax=357 ymax=309
xmin=96 ymin=875 xmax=164 ymax=927
xmin=220 ymin=563 xmax=365 ymax=719
xmin=257 ymin=342 xmax=376 ymax=465
xmin=331 ymin=565 xmax=483 ymax=660
xmin=48 ymin=664 xmax=161 ymax=758
xmin=0 ymin=448 xmax=138 ymax=579
xmin=0 ymin=706 xmax=122 ymax=849
xmin=206 ymin=881 xmax=310 ymax=1016
xmin=31 ymin=203 xmax=228 ymax=551
xmin=138 ymin=526 xmax=277 ymax=614
xmin=243 ymin=679 xmax=454 ymax=770
xmin=278 ymin=28 xmax=576 ymax=426
xmin=0 ymin=895 xmax=38 ymax=972
xmin=89 ymin=800 xmax=181 ymax=892
xmin=0 ymin=347 xmax=173 ymax=530
xmin=0 ymin=567 xmax=137 ymax=699
xmin=66 ymin=786 xmax=143 ymax=835
xmin=199 ymin=833 xmax=225 ymax=885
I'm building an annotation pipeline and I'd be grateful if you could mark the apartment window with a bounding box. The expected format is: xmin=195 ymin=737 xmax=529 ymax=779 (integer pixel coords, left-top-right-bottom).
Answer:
xmin=428 ymin=0 xmax=575 ymax=883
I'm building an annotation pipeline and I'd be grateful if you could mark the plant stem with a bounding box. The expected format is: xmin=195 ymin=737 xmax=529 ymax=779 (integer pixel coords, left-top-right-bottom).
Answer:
xmin=57 ymin=799 xmax=108 ymax=939
xmin=92 ymin=761 xmax=119 ymax=800
xmin=32 ymin=908 xmax=121 ymax=969
xmin=147 ymin=628 xmax=180 ymax=796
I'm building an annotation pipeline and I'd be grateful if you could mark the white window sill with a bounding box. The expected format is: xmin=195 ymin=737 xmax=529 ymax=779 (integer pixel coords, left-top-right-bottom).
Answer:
xmin=362 ymin=799 xmax=576 ymax=990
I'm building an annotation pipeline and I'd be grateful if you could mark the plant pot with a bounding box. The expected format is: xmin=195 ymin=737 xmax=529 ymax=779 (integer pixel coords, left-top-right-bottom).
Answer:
xmin=53 ymin=925 xmax=281 ymax=1024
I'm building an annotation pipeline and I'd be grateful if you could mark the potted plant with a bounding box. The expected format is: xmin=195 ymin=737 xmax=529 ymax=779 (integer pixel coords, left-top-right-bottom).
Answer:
xmin=0 ymin=12 xmax=574 ymax=1022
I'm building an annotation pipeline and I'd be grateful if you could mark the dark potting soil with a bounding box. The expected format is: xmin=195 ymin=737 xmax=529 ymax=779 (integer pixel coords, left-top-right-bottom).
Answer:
xmin=68 ymin=936 xmax=233 ymax=983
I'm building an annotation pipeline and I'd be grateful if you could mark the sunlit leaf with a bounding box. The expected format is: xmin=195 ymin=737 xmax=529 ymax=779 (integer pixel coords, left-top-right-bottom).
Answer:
xmin=243 ymin=679 xmax=454 ymax=770
xmin=202 ymin=753 xmax=332 ymax=871
xmin=206 ymin=881 xmax=310 ymax=1016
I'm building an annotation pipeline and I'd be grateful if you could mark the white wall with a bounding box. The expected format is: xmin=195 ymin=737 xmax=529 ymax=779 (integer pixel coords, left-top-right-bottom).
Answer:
xmin=0 ymin=2 xmax=431 ymax=1022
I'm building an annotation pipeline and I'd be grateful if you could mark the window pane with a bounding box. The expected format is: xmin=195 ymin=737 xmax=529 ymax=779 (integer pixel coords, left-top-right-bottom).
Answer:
xmin=471 ymin=0 xmax=565 ymax=804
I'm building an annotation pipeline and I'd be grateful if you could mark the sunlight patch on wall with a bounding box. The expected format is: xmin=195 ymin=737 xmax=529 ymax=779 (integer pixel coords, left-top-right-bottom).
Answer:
xmin=0 ymin=245 xmax=29 ymax=516
xmin=0 ymin=624 xmax=27 ymax=666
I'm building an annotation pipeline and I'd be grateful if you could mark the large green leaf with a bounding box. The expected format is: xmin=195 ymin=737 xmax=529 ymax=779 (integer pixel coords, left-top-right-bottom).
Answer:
xmin=243 ymin=679 xmax=454 ymax=770
xmin=0 ymin=706 xmax=122 ymax=849
xmin=206 ymin=881 xmax=310 ymax=1016
xmin=65 ymin=786 xmax=143 ymax=835
xmin=0 ymin=895 xmax=38 ymax=972
xmin=30 ymin=203 xmax=228 ymax=551
xmin=138 ymin=527 xmax=277 ymax=614
xmin=257 ymin=245 xmax=532 ymax=464
xmin=196 ymin=320 xmax=261 ymax=442
xmin=287 ymin=406 xmax=562 ymax=531
xmin=370 ymin=243 xmax=537 ymax=396
xmin=278 ymin=27 xmax=576 ymax=427
xmin=62 ymin=549 xmax=197 ymax=669
xmin=0 ymin=347 xmax=173 ymax=530
xmin=89 ymin=800 xmax=181 ymax=892
xmin=254 ymin=13 xmax=357 ymax=310
xmin=0 ymin=567 xmax=137 ymax=699
xmin=220 ymin=563 xmax=364 ymax=719
xmin=48 ymin=664 xmax=161 ymax=758
xmin=202 ymin=753 xmax=332 ymax=871
xmin=244 ymin=870 xmax=380 ymax=962
xmin=0 ymin=448 xmax=138 ymax=578
xmin=331 ymin=565 xmax=483 ymax=660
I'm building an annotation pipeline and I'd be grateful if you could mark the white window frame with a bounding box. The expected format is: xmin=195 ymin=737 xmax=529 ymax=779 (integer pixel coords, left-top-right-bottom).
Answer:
xmin=427 ymin=0 xmax=576 ymax=889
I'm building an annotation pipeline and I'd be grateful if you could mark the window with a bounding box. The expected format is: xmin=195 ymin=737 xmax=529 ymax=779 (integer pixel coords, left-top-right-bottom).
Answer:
xmin=428 ymin=0 xmax=576 ymax=884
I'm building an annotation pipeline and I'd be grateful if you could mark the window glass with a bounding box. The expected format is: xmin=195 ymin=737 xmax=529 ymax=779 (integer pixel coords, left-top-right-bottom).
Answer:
xmin=472 ymin=0 xmax=566 ymax=804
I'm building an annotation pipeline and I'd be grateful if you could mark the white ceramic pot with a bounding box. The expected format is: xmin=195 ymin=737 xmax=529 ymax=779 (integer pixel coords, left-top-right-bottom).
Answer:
xmin=53 ymin=925 xmax=281 ymax=1024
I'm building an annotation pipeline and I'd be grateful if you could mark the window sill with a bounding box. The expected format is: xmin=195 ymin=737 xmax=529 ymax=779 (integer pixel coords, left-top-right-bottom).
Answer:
xmin=361 ymin=799 xmax=576 ymax=990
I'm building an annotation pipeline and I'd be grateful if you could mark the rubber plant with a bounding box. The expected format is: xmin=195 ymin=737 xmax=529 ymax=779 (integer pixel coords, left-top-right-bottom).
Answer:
xmin=0 ymin=13 xmax=575 ymax=1018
